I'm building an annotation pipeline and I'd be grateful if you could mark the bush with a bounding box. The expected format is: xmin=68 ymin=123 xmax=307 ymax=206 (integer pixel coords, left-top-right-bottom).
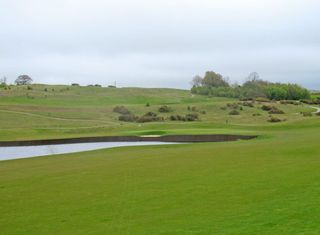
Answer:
xmin=185 ymin=113 xmax=199 ymax=121
xmin=280 ymin=100 xmax=300 ymax=105
xmin=241 ymin=101 xmax=254 ymax=107
xmin=261 ymin=105 xmax=273 ymax=111
xmin=302 ymin=112 xmax=312 ymax=117
xmin=268 ymin=107 xmax=285 ymax=114
xmin=27 ymin=86 xmax=32 ymax=90
xmin=191 ymin=106 xmax=197 ymax=111
xmin=253 ymin=113 xmax=261 ymax=116
xmin=229 ymin=110 xmax=240 ymax=115
xmin=268 ymin=116 xmax=282 ymax=123
xmin=118 ymin=114 xmax=137 ymax=122
xmin=44 ymin=88 xmax=48 ymax=92
xmin=145 ymin=103 xmax=150 ymax=107
xmin=169 ymin=115 xmax=185 ymax=121
xmin=137 ymin=112 xmax=163 ymax=123
xmin=169 ymin=113 xmax=199 ymax=122
xmin=159 ymin=105 xmax=171 ymax=113
xmin=113 ymin=106 xmax=130 ymax=115
xmin=227 ymin=103 xmax=239 ymax=109
xmin=300 ymin=99 xmax=320 ymax=105
xmin=255 ymin=97 xmax=270 ymax=102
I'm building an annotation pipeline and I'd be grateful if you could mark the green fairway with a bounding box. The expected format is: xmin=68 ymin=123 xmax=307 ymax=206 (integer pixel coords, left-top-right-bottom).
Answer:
xmin=1 ymin=85 xmax=320 ymax=234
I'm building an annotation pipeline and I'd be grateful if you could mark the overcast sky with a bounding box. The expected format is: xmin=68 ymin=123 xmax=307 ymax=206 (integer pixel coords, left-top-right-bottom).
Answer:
xmin=0 ymin=0 xmax=319 ymax=89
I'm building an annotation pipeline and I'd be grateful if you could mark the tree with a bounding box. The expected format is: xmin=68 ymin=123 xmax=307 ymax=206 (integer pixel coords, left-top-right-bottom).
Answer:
xmin=201 ymin=71 xmax=229 ymax=87
xmin=15 ymin=75 xmax=33 ymax=85
xmin=246 ymin=72 xmax=260 ymax=82
xmin=191 ymin=75 xmax=203 ymax=87
xmin=0 ymin=76 xmax=7 ymax=85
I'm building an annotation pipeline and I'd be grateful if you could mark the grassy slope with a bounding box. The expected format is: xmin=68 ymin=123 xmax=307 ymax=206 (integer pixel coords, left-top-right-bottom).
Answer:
xmin=0 ymin=84 xmax=316 ymax=140
xmin=1 ymin=85 xmax=320 ymax=234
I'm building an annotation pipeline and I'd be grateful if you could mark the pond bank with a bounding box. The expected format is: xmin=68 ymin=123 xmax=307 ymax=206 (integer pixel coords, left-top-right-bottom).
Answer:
xmin=0 ymin=134 xmax=257 ymax=147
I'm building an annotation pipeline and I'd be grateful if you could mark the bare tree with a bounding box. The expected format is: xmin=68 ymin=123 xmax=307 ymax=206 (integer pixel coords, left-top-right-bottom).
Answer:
xmin=246 ymin=72 xmax=260 ymax=82
xmin=0 ymin=76 xmax=7 ymax=85
xmin=15 ymin=75 xmax=33 ymax=85
xmin=191 ymin=75 xmax=203 ymax=87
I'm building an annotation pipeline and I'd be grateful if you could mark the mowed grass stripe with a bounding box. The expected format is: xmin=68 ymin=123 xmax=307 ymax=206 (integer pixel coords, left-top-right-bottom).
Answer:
xmin=1 ymin=126 xmax=320 ymax=234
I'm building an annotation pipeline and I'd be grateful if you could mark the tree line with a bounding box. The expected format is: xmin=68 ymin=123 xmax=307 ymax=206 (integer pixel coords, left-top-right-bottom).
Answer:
xmin=0 ymin=75 xmax=33 ymax=87
xmin=190 ymin=71 xmax=310 ymax=100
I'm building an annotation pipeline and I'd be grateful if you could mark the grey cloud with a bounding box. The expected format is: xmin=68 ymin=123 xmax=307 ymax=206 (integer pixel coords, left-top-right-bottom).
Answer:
xmin=0 ymin=0 xmax=319 ymax=89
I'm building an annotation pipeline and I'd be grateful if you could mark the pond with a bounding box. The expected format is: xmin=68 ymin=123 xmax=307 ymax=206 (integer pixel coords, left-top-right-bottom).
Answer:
xmin=0 ymin=142 xmax=179 ymax=161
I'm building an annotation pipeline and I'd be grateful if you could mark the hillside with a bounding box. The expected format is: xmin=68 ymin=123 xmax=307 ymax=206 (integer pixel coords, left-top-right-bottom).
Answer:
xmin=0 ymin=84 xmax=317 ymax=141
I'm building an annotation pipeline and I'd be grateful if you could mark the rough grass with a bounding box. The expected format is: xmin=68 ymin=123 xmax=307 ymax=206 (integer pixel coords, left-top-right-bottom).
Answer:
xmin=0 ymin=84 xmax=315 ymax=141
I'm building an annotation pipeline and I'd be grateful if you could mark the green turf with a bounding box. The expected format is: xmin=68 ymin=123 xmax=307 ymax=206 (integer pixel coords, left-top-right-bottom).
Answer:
xmin=1 ymin=84 xmax=320 ymax=234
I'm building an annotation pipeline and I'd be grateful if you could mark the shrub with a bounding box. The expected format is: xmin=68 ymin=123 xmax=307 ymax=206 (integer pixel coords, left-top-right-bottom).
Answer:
xmin=113 ymin=106 xmax=130 ymax=115
xmin=300 ymin=99 xmax=320 ymax=105
xmin=169 ymin=115 xmax=186 ymax=121
xmin=137 ymin=112 xmax=163 ymax=123
xmin=229 ymin=110 xmax=240 ymax=115
xmin=169 ymin=114 xmax=198 ymax=122
xmin=169 ymin=115 xmax=178 ymax=121
xmin=159 ymin=105 xmax=171 ymax=113
xmin=185 ymin=113 xmax=199 ymax=121
xmin=268 ymin=107 xmax=285 ymax=114
xmin=280 ymin=100 xmax=300 ymax=105
xmin=118 ymin=114 xmax=137 ymax=122
xmin=71 ymin=83 xmax=79 ymax=86
xmin=241 ymin=101 xmax=254 ymax=107
xmin=227 ymin=103 xmax=239 ymax=109
xmin=143 ymin=112 xmax=157 ymax=117
xmin=191 ymin=106 xmax=197 ymax=111
xmin=261 ymin=105 xmax=273 ymax=111
xmin=145 ymin=103 xmax=150 ymax=107
xmin=44 ymin=88 xmax=48 ymax=92
xmin=268 ymin=116 xmax=282 ymax=123
xmin=252 ymin=113 xmax=261 ymax=116
xmin=255 ymin=97 xmax=270 ymax=102
xmin=27 ymin=86 xmax=32 ymax=90
xmin=261 ymin=104 xmax=285 ymax=114
xmin=302 ymin=112 xmax=312 ymax=117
